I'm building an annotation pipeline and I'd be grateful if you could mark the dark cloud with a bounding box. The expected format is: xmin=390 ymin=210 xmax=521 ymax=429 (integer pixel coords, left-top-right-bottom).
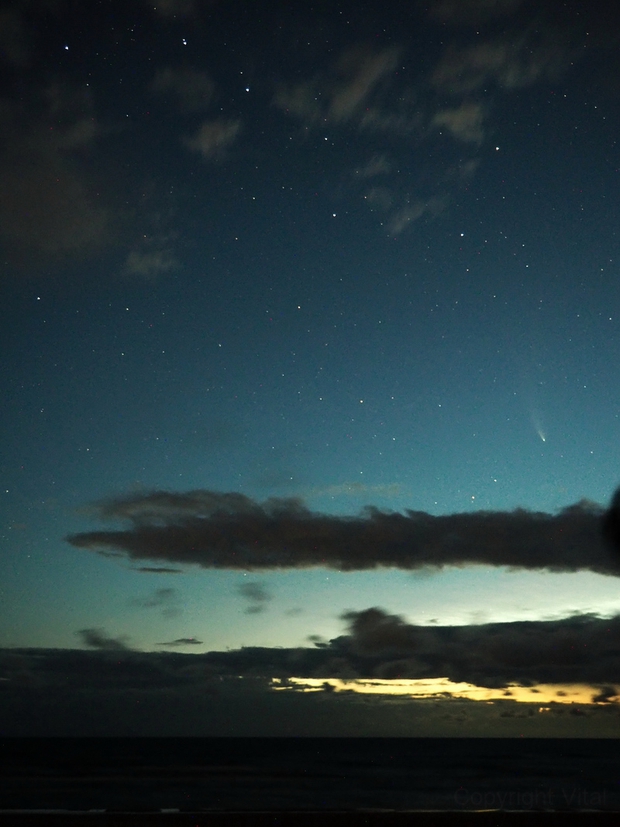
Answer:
xmin=237 ymin=580 xmax=272 ymax=614
xmin=77 ymin=628 xmax=131 ymax=651
xmin=130 ymin=587 xmax=181 ymax=618
xmin=569 ymin=706 xmax=588 ymax=717
xmin=591 ymin=685 xmax=618 ymax=704
xmin=156 ymin=637 xmax=203 ymax=647
xmin=130 ymin=587 xmax=177 ymax=608
xmin=602 ymin=486 xmax=620 ymax=554
xmin=307 ymin=634 xmax=328 ymax=647
xmin=335 ymin=608 xmax=620 ymax=688
xmin=135 ymin=566 xmax=183 ymax=574
xmin=3 ymin=649 xmax=586 ymax=737
xmin=67 ymin=489 xmax=618 ymax=576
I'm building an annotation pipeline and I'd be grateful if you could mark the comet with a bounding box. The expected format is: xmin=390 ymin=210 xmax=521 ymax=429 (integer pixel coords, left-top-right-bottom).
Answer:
xmin=529 ymin=408 xmax=546 ymax=443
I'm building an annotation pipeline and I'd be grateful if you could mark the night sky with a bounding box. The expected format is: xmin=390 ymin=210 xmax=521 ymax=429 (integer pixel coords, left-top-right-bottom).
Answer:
xmin=3 ymin=0 xmax=620 ymax=736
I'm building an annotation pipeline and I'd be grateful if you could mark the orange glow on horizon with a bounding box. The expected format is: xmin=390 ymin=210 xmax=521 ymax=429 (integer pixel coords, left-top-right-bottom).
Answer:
xmin=272 ymin=677 xmax=612 ymax=705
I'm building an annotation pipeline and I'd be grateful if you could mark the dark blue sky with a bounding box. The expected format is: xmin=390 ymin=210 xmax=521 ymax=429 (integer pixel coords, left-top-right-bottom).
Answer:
xmin=2 ymin=0 xmax=620 ymax=735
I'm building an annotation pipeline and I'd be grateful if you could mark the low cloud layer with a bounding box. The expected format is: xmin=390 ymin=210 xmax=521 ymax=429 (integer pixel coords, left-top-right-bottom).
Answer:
xmin=335 ymin=608 xmax=620 ymax=688
xmin=155 ymin=637 xmax=203 ymax=647
xmin=77 ymin=628 xmax=130 ymax=651
xmin=2 ymin=608 xmax=620 ymax=736
xmin=67 ymin=489 xmax=619 ymax=575
xmin=25 ymin=608 xmax=620 ymax=690
xmin=67 ymin=607 xmax=620 ymax=689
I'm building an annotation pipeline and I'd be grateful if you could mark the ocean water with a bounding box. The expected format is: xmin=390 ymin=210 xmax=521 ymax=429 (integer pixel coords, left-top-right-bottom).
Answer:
xmin=1 ymin=738 xmax=619 ymax=812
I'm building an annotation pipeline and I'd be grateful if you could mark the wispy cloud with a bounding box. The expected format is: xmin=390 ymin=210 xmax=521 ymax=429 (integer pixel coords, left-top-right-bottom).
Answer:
xmin=353 ymin=155 xmax=392 ymax=178
xmin=77 ymin=628 xmax=131 ymax=651
xmin=156 ymin=637 xmax=203 ymax=647
xmin=183 ymin=119 xmax=242 ymax=160
xmin=130 ymin=587 xmax=181 ymax=618
xmin=151 ymin=67 xmax=214 ymax=112
xmin=274 ymin=45 xmax=400 ymax=127
xmin=237 ymin=580 xmax=273 ymax=614
xmin=431 ymin=35 xmax=570 ymax=94
xmin=123 ymin=247 xmax=178 ymax=279
xmin=0 ymin=83 xmax=109 ymax=265
xmin=431 ymin=102 xmax=486 ymax=143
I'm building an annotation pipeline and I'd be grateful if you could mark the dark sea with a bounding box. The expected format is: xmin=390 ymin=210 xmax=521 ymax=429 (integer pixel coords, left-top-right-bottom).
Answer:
xmin=1 ymin=737 xmax=619 ymax=816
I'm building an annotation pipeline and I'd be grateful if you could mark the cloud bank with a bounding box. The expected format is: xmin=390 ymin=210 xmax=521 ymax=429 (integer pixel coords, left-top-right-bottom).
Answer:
xmin=2 ymin=608 xmax=620 ymax=737
xmin=67 ymin=489 xmax=618 ymax=575
xmin=33 ymin=605 xmax=620 ymax=692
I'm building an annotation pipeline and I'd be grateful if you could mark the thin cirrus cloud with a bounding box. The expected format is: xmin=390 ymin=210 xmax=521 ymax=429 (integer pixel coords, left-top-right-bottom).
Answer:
xmin=271 ymin=0 xmax=587 ymax=237
xmin=151 ymin=67 xmax=215 ymax=112
xmin=430 ymin=35 xmax=571 ymax=94
xmin=271 ymin=41 xmax=475 ymax=236
xmin=0 ymin=84 xmax=109 ymax=264
xmin=273 ymin=45 xmax=401 ymax=128
xmin=122 ymin=246 xmax=179 ymax=280
xmin=66 ymin=488 xmax=620 ymax=576
xmin=430 ymin=102 xmax=486 ymax=143
xmin=183 ymin=119 xmax=242 ymax=161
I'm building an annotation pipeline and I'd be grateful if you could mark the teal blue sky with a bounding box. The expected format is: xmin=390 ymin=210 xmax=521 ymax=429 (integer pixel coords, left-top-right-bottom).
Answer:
xmin=2 ymin=0 xmax=620 ymax=735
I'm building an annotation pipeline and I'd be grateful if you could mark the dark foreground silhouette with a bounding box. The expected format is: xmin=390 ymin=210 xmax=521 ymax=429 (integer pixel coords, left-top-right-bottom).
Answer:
xmin=602 ymin=486 xmax=620 ymax=553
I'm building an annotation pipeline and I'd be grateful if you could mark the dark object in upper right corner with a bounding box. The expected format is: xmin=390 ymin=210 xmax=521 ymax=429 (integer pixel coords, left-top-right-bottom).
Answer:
xmin=602 ymin=486 xmax=620 ymax=553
